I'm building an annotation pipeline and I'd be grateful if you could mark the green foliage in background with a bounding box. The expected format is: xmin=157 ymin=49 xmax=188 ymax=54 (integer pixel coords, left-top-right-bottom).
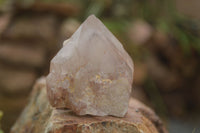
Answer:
xmin=72 ymin=0 xmax=200 ymax=55
xmin=0 ymin=0 xmax=6 ymax=10
xmin=0 ymin=111 xmax=3 ymax=133
xmin=156 ymin=15 xmax=200 ymax=55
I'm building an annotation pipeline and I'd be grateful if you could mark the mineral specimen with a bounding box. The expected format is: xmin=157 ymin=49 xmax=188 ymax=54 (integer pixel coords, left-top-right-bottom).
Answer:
xmin=46 ymin=15 xmax=134 ymax=117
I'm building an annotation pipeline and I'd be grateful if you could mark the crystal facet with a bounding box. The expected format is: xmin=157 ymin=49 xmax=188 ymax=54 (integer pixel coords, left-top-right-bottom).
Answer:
xmin=46 ymin=15 xmax=134 ymax=117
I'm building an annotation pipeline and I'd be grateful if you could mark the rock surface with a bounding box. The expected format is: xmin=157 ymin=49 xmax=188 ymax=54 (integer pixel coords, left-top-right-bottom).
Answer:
xmin=11 ymin=77 xmax=167 ymax=133
xmin=46 ymin=15 xmax=134 ymax=117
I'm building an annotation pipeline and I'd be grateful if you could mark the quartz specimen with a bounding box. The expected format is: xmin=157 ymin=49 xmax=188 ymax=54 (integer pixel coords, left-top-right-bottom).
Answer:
xmin=46 ymin=15 xmax=134 ymax=117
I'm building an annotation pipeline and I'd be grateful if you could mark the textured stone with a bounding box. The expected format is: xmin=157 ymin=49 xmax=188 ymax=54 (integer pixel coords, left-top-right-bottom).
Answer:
xmin=46 ymin=15 xmax=134 ymax=117
xmin=11 ymin=77 xmax=167 ymax=133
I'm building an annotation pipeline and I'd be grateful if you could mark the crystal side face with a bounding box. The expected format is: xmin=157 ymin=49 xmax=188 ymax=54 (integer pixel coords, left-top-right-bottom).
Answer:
xmin=46 ymin=15 xmax=134 ymax=117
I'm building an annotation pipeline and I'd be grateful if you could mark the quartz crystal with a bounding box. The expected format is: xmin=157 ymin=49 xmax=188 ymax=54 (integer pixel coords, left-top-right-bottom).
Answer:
xmin=46 ymin=15 xmax=134 ymax=117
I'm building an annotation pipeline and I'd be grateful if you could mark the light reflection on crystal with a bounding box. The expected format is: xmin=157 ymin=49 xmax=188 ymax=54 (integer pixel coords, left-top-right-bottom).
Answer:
xmin=46 ymin=15 xmax=134 ymax=117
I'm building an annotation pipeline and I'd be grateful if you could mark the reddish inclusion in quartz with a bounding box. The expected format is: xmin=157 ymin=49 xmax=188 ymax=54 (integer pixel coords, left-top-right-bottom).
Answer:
xmin=46 ymin=15 xmax=133 ymax=117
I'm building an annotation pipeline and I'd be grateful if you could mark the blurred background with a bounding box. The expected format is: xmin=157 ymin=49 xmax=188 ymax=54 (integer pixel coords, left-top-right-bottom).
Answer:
xmin=0 ymin=0 xmax=200 ymax=132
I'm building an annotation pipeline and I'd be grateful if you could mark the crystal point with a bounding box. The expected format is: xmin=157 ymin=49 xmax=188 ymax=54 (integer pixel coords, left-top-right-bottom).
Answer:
xmin=46 ymin=15 xmax=134 ymax=117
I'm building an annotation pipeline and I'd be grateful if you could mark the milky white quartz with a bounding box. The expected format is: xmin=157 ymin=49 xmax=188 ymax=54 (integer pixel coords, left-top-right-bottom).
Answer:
xmin=46 ymin=15 xmax=134 ymax=117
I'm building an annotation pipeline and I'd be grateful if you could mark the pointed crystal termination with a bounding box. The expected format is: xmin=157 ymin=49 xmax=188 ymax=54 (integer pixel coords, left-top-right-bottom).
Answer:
xmin=46 ymin=15 xmax=134 ymax=117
